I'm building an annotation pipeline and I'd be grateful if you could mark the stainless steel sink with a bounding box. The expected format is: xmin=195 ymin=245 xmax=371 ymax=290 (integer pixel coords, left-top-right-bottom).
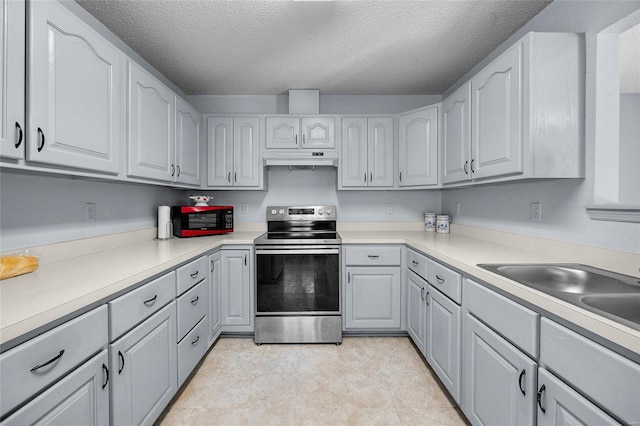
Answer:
xmin=478 ymin=264 xmax=640 ymax=331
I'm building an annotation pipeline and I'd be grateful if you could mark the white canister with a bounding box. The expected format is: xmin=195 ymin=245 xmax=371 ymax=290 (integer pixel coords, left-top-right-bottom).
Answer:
xmin=436 ymin=215 xmax=450 ymax=233
xmin=157 ymin=205 xmax=173 ymax=239
xmin=424 ymin=213 xmax=436 ymax=232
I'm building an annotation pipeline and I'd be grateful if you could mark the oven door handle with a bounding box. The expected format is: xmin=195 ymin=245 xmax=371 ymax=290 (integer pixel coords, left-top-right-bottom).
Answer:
xmin=255 ymin=248 xmax=340 ymax=255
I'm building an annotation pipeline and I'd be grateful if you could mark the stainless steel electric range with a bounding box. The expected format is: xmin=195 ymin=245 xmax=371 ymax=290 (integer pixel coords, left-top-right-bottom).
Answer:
xmin=254 ymin=205 xmax=342 ymax=344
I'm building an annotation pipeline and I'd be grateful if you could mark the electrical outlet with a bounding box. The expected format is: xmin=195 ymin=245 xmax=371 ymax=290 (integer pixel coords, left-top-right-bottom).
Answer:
xmin=530 ymin=202 xmax=542 ymax=221
xmin=386 ymin=203 xmax=394 ymax=214
xmin=85 ymin=203 xmax=96 ymax=222
xmin=454 ymin=202 xmax=460 ymax=215
xmin=241 ymin=203 xmax=249 ymax=214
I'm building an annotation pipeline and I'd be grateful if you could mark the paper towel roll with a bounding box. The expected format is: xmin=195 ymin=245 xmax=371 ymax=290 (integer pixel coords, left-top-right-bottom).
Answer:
xmin=158 ymin=205 xmax=172 ymax=239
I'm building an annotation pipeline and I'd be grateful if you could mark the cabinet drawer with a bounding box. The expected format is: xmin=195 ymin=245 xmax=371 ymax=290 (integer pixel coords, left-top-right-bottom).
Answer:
xmin=177 ymin=316 xmax=208 ymax=387
xmin=464 ymin=278 xmax=539 ymax=358
xmin=176 ymin=256 xmax=208 ymax=295
xmin=426 ymin=259 xmax=462 ymax=304
xmin=176 ymin=279 xmax=209 ymax=342
xmin=109 ymin=271 xmax=176 ymax=341
xmin=540 ymin=318 xmax=640 ymax=425
xmin=344 ymin=246 xmax=401 ymax=266
xmin=407 ymin=249 xmax=428 ymax=279
xmin=0 ymin=306 xmax=108 ymax=418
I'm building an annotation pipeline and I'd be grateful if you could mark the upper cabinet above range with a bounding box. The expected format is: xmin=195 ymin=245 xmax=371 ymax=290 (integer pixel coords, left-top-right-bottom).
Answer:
xmin=27 ymin=0 xmax=121 ymax=174
xmin=265 ymin=117 xmax=335 ymax=150
xmin=442 ymin=32 xmax=585 ymax=186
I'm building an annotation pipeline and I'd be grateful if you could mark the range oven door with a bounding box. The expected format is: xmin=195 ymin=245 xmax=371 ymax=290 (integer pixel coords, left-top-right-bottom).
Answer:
xmin=255 ymin=246 xmax=341 ymax=316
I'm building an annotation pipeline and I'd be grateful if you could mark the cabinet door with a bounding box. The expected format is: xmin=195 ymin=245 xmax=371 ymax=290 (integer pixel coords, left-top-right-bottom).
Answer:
xmin=221 ymin=250 xmax=251 ymax=326
xmin=406 ymin=271 xmax=426 ymax=355
xmin=2 ymin=350 xmax=109 ymax=426
xmin=233 ymin=117 xmax=260 ymax=187
xmin=208 ymin=252 xmax=222 ymax=346
xmin=462 ymin=312 xmax=536 ymax=426
xmin=265 ymin=117 xmax=299 ymax=149
xmin=442 ymin=82 xmax=471 ymax=184
xmin=175 ymin=98 xmax=201 ymax=185
xmin=341 ymin=117 xmax=368 ymax=187
xmin=471 ymin=42 xmax=524 ymax=180
xmin=207 ymin=116 xmax=233 ymax=187
xmin=127 ymin=62 xmax=175 ymax=182
xmin=368 ymin=117 xmax=394 ymax=187
xmin=398 ymin=107 xmax=438 ymax=186
xmin=301 ymin=117 xmax=334 ymax=149
xmin=110 ymin=302 xmax=177 ymax=426
xmin=0 ymin=0 xmax=25 ymax=160
xmin=426 ymin=286 xmax=461 ymax=404
xmin=345 ymin=267 xmax=401 ymax=329
xmin=537 ymin=368 xmax=619 ymax=426
xmin=28 ymin=0 xmax=121 ymax=173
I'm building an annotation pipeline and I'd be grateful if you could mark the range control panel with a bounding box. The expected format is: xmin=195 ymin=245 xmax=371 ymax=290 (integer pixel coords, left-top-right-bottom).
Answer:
xmin=266 ymin=205 xmax=337 ymax=221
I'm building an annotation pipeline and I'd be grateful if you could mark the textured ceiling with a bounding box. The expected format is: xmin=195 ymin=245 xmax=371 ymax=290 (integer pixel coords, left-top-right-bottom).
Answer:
xmin=76 ymin=0 xmax=551 ymax=95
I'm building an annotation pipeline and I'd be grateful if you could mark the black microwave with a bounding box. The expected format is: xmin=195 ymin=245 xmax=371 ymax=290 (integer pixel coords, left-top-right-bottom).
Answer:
xmin=172 ymin=206 xmax=233 ymax=237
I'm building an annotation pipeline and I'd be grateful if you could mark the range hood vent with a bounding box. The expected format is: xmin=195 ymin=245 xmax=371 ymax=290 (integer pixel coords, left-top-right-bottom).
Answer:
xmin=263 ymin=151 xmax=338 ymax=168
xmin=289 ymin=89 xmax=319 ymax=114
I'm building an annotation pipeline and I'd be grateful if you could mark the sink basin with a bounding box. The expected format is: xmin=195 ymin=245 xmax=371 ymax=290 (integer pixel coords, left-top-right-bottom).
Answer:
xmin=580 ymin=294 xmax=640 ymax=325
xmin=478 ymin=263 xmax=640 ymax=331
xmin=481 ymin=264 xmax=640 ymax=295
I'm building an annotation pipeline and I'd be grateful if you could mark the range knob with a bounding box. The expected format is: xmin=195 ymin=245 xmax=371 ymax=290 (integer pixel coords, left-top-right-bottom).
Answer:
xmin=278 ymin=209 xmax=285 ymax=215
xmin=270 ymin=209 xmax=277 ymax=215
xmin=318 ymin=208 xmax=324 ymax=215
xmin=326 ymin=208 xmax=332 ymax=215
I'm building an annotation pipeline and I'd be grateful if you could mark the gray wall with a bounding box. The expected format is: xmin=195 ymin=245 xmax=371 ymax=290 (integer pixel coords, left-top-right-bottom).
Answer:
xmin=193 ymin=168 xmax=440 ymax=223
xmin=619 ymin=94 xmax=640 ymax=204
xmin=0 ymin=171 xmax=184 ymax=251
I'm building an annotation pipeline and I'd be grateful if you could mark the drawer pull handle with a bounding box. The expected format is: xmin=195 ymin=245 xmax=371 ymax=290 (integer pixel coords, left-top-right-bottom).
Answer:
xmin=37 ymin=127 xmax=45 ymax=152
xmin=435 ymin=275 xmax=444 ymax=283
xmin=537 ymin=384 xmax=546 ymax=414
xmin=118 ymin=351 xmax=125 ymax=374
xmin=518 ymin=369 xmax=526 ymax=396
xmin=30 ymin=349 xmax=65 ymax=372
xmin=412 ymin=260 xmax=419 ymax=266
xmin=367 ymin=255 xmax=379 ymax=259
xmin=190 ymin=271 xmax=199 ymax=279
xmin=102 ymin=363 xmax=109 ymax=389
xmin=143 ymin=295 xmax=158 ymax=306
xmin=15 ymin=122 xmax=23 ymax=148
xmin=191 ymin=296 xmax=199 ymax=305
xmin=191 ymin=336 xmax=200 ymax=346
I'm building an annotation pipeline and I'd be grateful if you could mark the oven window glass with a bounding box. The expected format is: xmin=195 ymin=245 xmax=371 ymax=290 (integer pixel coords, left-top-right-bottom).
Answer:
xmin=256 ymin=253 xmax=339 ymax=313
xmin=188 ymin=212 xmax=219 ymax=229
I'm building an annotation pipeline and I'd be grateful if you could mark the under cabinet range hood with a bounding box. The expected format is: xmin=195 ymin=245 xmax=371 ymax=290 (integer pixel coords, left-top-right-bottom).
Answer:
xmin=263 ymin=151 xmax=338 ymax=168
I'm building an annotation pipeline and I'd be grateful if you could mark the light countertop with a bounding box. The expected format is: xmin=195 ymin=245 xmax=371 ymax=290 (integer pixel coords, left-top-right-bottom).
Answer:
xmin=2 ymin=226 xmax=639 ymax=358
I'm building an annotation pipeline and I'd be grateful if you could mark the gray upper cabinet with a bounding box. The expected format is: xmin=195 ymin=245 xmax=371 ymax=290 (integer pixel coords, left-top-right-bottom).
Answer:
xmin=265 ymin=117 xmax=334 ymax=150
xmin=398 ymin=106 xmax=438 ymax=187
xmin=126 ymin=61 xmax=175 ymax=182
xmin=207 ymin=116 xmax=261 ymax=188
xmin=0 ymin=0 xmax=25 ymax=160
xmin=442 ymin=82 xmax=471 ymax=184
xmin=174 ymin=98 xmax=201 ymax=186
xmin=28 ymin=0 xmax=121 ymax=173
xmin=340 ymin=117 xmax=394 ymax=188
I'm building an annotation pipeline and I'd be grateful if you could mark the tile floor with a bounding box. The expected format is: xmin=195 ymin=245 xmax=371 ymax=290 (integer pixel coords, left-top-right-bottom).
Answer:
xmin=158 ymin=337 xmax=469 ymax=426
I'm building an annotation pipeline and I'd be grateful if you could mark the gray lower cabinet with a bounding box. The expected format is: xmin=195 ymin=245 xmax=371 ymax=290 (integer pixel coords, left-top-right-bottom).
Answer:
xmin=109 ymin=302 xmax=177 ymax=426
xmin=208 ymin=251 xmax=222 ymax=346
xmin=536 ymin=368 xmax=619 ymax=426
xmin=220 ymin=249 xmax=252 ymax=329
xmin=426 ymin=285 xmax=461 ymax=404
xmin=406 ymin=270 xmax=427 ymax=355
xmin=2 ymin=349 xmax=109 ymax=426
xmin=177 ymin=316 xmax=208 ymax=387
xmin=345 ymin=266 xmax=401 ymax=329
xmin=462 ymin=312 xmax=537 ymax=426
